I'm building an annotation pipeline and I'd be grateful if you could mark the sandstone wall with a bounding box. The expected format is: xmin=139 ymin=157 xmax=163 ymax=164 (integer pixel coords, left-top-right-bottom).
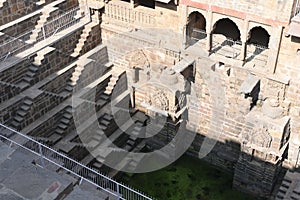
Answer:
xmin=0 ymin=0 xmax=40 ymax=26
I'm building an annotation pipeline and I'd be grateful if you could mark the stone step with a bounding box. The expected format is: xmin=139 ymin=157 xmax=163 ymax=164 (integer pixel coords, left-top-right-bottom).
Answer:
xmin=36 ymin=0 xmax=45 ymax=6
xmin=17 ymin=110 xmax=27 ymax=117
xmin=55 ymin=128 xmax=65 ymax=135
xmin=99 ymin=119 xmax=110 ymax=126
xmin=63 ymin=113 xmax=72 ymax=119
xmin=23 ymin=76 xmax=32 ymax=83
xmin=103 ymin=114 xmax=113 ymax=121
xmin=0 ymin=0 xmax=7 ymax=8
xmin=14 ymin=115 xmax=23 ymax=123
xmin=65 ymin=85 xmax=73 ymax=92
xmin=29 ymin=66 xmax=39 ymax=72
xmin=24 ymin=99 xmax=33 ymax=105
xmin=65 ymin=106 xmax=72 ymax=113
xmin=48 ymin=133 xmax=62 ymax=144
xmin=60 ymin=118 xmax=70 ymax=125
xmin=99 ymin=94 xmax=110 ymax=101
xmin=127 ymin=139 xmax=135 ymax=147
xmin=26 ymin=71 xmax=36 ymax=77
xmin=108 ymin=81 xmax=117 ymax=87
xmin=58 ymin=123 xmax=68 ymax=130
xmin=98 ymin=124 xmax=107 ymax=130
xmin=96 ymin=99 xmax=107 ymax=107
xmin=20 ymin=105 xmax=30 ymax=111
xmin=16 ymin=81 xmax=30 ymax=90
xmin=11 ymin=121 xmax=20 ymax=128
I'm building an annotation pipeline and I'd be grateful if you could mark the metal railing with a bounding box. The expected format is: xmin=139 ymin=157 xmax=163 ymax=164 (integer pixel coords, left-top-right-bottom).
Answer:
xmin=36 ymin=6 xmax=86 ymax=42
xmin=0 ymin=6 xmax=88 ymax=63
xmin=0 ymin=123 xmax=153 ymax=200
xmin=0 ymin=31 xmax=33 ymax=61
xmin=191 ymin=28 xmax=207 ymax=44
xmin=246 ymin=43 xmax=269 ymax=66
xmin=212 ymin=38 xmax=242 ymax=59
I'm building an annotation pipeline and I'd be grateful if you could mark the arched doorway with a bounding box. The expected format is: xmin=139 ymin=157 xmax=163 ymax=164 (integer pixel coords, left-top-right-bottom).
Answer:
xmin=211 ymin=18 xmax=241 ymax=58
xmin=248 ymin=26 xmax=270 ymax=47
xmin=246 ymin=26 xmax=270 ymax=65
xmin=186 ymin=12 xmax=206 ymax=46
xmin=213 ymin=18 xmax=241 ymax=41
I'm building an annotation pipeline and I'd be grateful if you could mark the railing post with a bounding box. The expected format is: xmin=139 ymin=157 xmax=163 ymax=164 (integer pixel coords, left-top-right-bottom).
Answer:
xmin=117 ymin=183 xmax=121 ymax=200
xmin=38 ymin=143 xmax=45 ymax=168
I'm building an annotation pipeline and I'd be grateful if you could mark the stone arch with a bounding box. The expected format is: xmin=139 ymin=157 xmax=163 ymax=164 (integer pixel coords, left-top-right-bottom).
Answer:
xmin=186 ymin=11 xmax=207 ymax=44
xmin=248 ymin=26 xmax=270 ymax=47
xmin=212 ymin=18 xmax=241 ymax=41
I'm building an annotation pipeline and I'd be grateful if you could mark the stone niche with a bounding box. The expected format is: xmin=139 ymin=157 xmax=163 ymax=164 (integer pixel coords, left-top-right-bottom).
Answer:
xmin=237 ymin=74 xmax=260 ymax=114
xmin=233 ymin=109 xmax=290 ymax=196
xmin=125 ymin=49 xmax=186 ymax=119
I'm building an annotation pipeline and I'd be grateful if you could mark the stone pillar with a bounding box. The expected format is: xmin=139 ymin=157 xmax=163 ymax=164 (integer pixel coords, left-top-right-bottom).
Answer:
xmin=130 ymin=87 xmax=135 ymax=108
xmin=132 ymin=67 xmax=138 ymax=83
xmin=180 ymin=5 xmax=188 ymax=49
xmin=206 ymin=10 xmax=213 ymax=53
xmin=267 ymin=26 xmax=283 ymax=74
xmin=239 ymin=20 xmax=249 ymax=62
xmin=183 ymin=25 xmax=188 ymax=49
xmin=206 ymin=32 xmax=212 ymax=52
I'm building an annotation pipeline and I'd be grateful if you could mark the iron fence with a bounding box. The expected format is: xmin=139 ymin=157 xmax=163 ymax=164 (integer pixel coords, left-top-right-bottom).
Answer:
xmin=36 ymin=6 xmax=86 ymax=42
xmin=0 ymin=6 xmax=88 ymax=63
xmin=0 ymin=123 xmax=153 ymax=200
xmin=0 ymin=31 xmax=33 ymax=62
xmin=246 ymin=43 xmax=269 ymax=66
xmin=190 ymin=28 xmax=207 ymax=46
xmin=212 ymin=37 xmax=242 ymax=59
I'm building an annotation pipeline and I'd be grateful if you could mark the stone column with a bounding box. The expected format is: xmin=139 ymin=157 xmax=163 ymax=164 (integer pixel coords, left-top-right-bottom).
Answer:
xmin=239 ymin=20 xmax=249 ymax=62
xmin=267 ymin=26 xmax=283 ymax=74
xmin=206 ymin=32 xmax=212 ymax=52
xmin=130 ymin=87 xmax=135 ymax=108
xmin=206 ymin=10 xmax=213 ymax=53
xmin=180 ymin=5 xmax=188 ymax=49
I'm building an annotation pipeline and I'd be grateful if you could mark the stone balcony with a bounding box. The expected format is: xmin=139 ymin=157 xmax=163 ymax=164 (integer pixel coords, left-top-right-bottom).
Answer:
xmin=103 ymin=1 xmax=157 ymax=28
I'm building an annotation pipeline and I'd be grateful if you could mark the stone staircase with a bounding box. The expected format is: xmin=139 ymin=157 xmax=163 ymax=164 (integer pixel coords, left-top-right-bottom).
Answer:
xmin=69 ymin=58 xmax=93 ymax=86
xmin=36 ymin=0 xmax=46 ymax=6
xmin=276 ymin=177 xmax=292 ymax=199
xmin=15 ymin=47 xmax=55 ymax=87
xmin=104 ymin=68 xmax=124 ymax=95
xmin=54 ymin=106 xmax=73 ymax=135
xmin=70 ymin=18 xmax=99 ymax=58
xmin=274 ymin=170 xmax=300 ymax=200
xmin=27 ymin=4 xmax=59 ymax=44
xmin=10 ymin=98 xmax=33 ymax=130
xmin=98 ymin=114 xmax=113 ymax=132
xmin=33 ymin=46 xmax=56 ymax=66
xmin=34 ymin=134 xmax=62 ymax=146
xmin=0 ymin=0 xmax=7 ymax=8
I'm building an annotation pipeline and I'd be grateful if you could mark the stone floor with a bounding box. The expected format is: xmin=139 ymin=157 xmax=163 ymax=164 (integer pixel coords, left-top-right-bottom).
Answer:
xmin=0 ymin=141 xmax=109 ymax=200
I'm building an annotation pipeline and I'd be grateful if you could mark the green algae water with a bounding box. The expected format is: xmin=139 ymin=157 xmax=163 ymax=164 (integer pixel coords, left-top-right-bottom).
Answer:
xmin=120 ymin=154 xmax=256 ymax=200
